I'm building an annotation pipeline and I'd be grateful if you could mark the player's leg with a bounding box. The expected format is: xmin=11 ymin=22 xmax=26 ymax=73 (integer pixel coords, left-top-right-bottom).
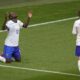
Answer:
xmin=75 ymin=46 xmax=80 ymax=71
xmin=2 ymin=45 xmax=14 ymax=63
xmin=13 ymin=46 xmax=21 ymax=62
xmin=78 ymin=57 xmax=80 ymax=71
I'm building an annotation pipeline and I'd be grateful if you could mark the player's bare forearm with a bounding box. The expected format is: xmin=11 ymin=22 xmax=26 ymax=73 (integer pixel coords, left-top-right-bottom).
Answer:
xmin=23 ymin=17 xmax=31 ymax=28
xmin=23 ymin=11 xmax=32 ymax=28
xmin=2 ymin=19 xmax=7 ymax=30
xmin=2 ymin=13 xmax=9 ymax=30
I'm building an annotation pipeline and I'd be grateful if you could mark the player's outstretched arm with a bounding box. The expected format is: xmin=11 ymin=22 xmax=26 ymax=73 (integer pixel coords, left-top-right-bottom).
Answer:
xmin=2 ymin=13 xmax=9 ymax=30
xmin=23 ymin=11 xmax=32 ymax=28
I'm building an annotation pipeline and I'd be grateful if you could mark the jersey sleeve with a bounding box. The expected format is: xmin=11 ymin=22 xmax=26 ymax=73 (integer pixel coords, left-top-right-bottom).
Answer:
xmin=18 ymin=20 xmax=24 ymax=29
xmin=6 ymin=21 xmax=11 ymax=29
xmin=72 ymin=21 xmax=78 ymax=35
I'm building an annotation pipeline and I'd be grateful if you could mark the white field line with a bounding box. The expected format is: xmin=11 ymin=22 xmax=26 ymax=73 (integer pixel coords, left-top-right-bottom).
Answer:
xmin=0 ymin=17 xmax=78 ymax=33
xmin=28 ymin=17 xmax=78 ymax=27
xmin=0 ymin=64 xmax=80 ymax=77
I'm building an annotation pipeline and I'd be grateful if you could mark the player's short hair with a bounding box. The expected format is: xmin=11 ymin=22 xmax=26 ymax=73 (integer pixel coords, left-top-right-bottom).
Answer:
xmin=9 ymin=12 xmax=18 ymax=19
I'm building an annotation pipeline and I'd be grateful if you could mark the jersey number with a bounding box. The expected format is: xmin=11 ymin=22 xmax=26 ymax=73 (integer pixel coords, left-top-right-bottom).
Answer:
xmin=16 ymin=30 xmax=19 ymax=34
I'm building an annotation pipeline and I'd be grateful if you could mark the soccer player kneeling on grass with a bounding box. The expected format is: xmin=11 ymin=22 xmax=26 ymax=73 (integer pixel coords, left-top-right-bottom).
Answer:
xmin=0 ymin=11 xmax=32 ymax=63
xmin=72 ymin=10 xmax=80 ymax=71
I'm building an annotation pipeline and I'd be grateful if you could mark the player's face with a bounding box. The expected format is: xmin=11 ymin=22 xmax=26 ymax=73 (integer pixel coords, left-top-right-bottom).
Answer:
xmin=9 ymin=12 xmax=17 ymax=19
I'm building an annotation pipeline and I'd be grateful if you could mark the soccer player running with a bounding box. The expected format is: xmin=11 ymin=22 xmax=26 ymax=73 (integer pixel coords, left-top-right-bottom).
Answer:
xmin=0 ymin=11 xmax=32 ymax=63
xmin=72 ymin=10 xmax=80 ymax=71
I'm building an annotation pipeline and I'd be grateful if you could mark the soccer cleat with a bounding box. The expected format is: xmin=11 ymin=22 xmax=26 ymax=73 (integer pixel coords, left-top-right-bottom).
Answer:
xmin=0 ymin=56 xmax=6 ymax=63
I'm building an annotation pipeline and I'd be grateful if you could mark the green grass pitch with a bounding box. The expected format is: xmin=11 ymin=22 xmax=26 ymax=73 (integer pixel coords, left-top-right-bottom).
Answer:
xmin=0 ymin=0 xmax=80 ymax=80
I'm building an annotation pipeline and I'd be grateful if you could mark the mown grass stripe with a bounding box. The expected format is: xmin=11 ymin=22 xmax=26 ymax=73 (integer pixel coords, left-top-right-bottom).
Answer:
xmin=0 ymin=17 xmax=78 ymax=33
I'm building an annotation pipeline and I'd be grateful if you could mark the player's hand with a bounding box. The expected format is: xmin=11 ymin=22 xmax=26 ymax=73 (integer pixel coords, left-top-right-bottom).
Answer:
xmin=28 ymin=11 xmax=32 ymax=18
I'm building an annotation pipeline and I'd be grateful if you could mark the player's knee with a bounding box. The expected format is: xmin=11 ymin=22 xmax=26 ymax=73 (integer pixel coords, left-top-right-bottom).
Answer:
xmin=15 ymin=58 xmax=21 ymax=62
xmin=6 ymin=58 xmax=12 ymax=63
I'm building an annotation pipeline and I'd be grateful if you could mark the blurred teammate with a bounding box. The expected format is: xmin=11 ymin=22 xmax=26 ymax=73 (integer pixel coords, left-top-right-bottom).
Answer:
xmin=0 ymin=11 xmax=32 ymax=63
xmin=72 ymin=10 xmax=80 ymax=71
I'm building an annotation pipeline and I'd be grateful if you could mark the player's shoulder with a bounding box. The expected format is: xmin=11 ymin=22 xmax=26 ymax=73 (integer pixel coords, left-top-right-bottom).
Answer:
xmin=75 ymin=19 xmax=80 ymax=24
xmin=74 ymin=19 xmax=80 ymax=27
xmin=6 ymin=20 xmax=14 ymax=28
xmin=17 ymin=20 xmax=23 ymax=26
xmin=6 ymin=20 xmax=13 ymax=24
xmin=17 ymin=20 xmax=22 ymax=23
